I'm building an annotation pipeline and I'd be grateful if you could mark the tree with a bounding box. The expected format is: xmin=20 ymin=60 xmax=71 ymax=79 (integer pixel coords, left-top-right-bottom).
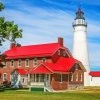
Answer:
xmin=0 ymin=2 xmax=4 ymax=11
xmin=0 ymin=2 xmax=22 ymax=45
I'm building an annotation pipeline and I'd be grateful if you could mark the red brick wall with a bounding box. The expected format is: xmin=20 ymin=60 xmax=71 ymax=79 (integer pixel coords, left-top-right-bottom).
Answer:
xmin=0 ymin=57 xmax=52 ymax=83
xmin=51 ymin=74 xmax=68 ymax=90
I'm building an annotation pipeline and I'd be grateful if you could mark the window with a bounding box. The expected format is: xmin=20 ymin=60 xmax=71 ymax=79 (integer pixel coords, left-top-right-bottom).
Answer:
xmin=25 ymin=59 xmax=29 ymax=67
xmin=10 ymin=60 xmax=14 ymax=67
xmin=70 ymin=72 xmax=73 ymax=82
xmin=58 ymin=74 xmax=62 ymax=82
xmin=22 ymin=78 xmax=25 ymax=83
xmin=33 ymin=58 xmax=38 ymax=66
xmin=3 ymin=73 xmax=7 ymax=81
xmin=42 ymin=58 xmax=46 ymax=62
xmin=63 ymin=51 xmax=67 ymax=57
xmin=75 ymin=73 xmax=78 ymax=81
xmin=75 ymin=64 xmax=78 ymax=70
xmin=80 ymin=73 xmax=83 ymax=82
xmin=18 ymin=59 xmax=22 ymax=67
xmin=3 ymin=61 xmax=7 ymax=68
xmin=58 ymin=50 xmax=61 ymax=55
xmin=33 ymin=74 xmax=44 ymax=82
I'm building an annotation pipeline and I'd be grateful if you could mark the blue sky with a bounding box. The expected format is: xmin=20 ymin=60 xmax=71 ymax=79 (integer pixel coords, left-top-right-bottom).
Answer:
xmin=0 ymin=0 xmax=100 ymax=71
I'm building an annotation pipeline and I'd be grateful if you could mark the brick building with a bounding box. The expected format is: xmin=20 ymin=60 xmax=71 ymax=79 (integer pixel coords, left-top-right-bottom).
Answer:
xmin=0 ymin=37 xmax=85 ymax=91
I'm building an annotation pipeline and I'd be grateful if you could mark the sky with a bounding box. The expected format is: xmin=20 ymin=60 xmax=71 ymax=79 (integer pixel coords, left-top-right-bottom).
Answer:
xmin=0 ymin=0 xmax=100 ymax=71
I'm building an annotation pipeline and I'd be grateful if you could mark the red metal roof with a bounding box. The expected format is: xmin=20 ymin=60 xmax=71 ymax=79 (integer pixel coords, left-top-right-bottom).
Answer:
xmin=3 ymin=43 xmax=61 ymax=59
xmin=15 ymin=69 xmax=28 ymax=75
xmin=30 ymin=57 xmax=80 ymax=74
xmin=30 ymin=64 xmax=52 ymax=74
xmin=89 ymin=71 xmax=100 ymax=76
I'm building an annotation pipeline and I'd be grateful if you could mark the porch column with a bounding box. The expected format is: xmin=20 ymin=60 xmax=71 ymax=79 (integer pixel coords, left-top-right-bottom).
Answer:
xmin=28 ymin=74 xmax=30 ymax=86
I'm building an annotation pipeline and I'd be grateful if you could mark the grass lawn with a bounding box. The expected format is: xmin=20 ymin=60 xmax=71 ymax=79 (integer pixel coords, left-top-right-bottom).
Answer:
xmin=0 ymin=88 xmax=100 ymax=100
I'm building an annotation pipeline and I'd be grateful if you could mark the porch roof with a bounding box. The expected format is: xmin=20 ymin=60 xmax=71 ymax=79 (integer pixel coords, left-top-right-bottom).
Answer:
xmin=30 ymin=57 xmax=80 ymax=74
xmin=30 ymin=64 xmax=52 ymax=74
xmin=12 ymin=69 xmax=29 ymax=75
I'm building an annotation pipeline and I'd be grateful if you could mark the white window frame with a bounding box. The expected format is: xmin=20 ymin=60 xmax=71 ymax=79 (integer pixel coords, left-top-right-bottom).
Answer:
xmin=25 ymin=59 xmax=29 ymax=67
xmin=42 ymin=58 xmax=46 ymax=62
xmin=18 ymin=59 xmax=22 ymax=67
xmin=10 ymin=60 xmax=14 ymax=67
xmin=3 ymin=73 xmax=7 ymax=81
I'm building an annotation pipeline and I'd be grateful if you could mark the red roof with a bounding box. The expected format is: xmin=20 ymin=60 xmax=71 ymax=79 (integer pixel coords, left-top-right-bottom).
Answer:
xmin=15 ymin=69 xmax=28 ymax=75
xmin=89 ymin=71 xmax=100 ymax=76
xmin=3 ymin=43 xmax=61 ymax=59
xmin=30 ymin=57 xmax=80 ymax=74
xmin=30 ymin=64 xmax=52 ymax=74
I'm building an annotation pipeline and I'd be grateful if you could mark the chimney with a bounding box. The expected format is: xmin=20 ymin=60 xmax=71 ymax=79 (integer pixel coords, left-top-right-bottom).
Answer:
xmin=10 ymin=43 xmax=16 ymax=49
xmin=58 ymin=37 xmax=63 ymax=46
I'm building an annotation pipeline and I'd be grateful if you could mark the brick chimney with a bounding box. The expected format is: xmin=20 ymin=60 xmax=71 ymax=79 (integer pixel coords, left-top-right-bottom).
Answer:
xmin=10 ymin=43 xmax=16 ymax=49
xmin=58 ymin=37 xmax=63 ymax=46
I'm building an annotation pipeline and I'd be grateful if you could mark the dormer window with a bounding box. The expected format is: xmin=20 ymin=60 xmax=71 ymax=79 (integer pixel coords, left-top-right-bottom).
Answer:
xmin=34 ymin=58 xmax=38 ymax=67
xmin=25 ymin=59 xmax=29 ymax=67
xmin=42 ymin=58 xmax=46 ymax=62
xmin=18 ymin=59 xmax=22 ymax=67
xmin=63 ymin=51 xmax=67 ymax=57
xmin=10 ymin=60 xmax=14 ymax=67
xmin=58 ymin=50 xmax=61 ymax=55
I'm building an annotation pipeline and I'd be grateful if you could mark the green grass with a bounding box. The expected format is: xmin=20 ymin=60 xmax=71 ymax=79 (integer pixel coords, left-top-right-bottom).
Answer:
xmin=0 ymin=89 xmax=100 ymax=100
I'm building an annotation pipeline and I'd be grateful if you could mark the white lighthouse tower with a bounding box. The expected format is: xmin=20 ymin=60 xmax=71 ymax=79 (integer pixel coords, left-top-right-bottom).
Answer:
xmin=73 ymin=8 xmax=90 ymax=86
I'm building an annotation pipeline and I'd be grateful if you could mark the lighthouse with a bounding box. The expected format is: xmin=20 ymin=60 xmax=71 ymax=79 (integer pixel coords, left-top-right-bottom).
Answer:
xmin=72 ymin=8 xmax=90 ymax=86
